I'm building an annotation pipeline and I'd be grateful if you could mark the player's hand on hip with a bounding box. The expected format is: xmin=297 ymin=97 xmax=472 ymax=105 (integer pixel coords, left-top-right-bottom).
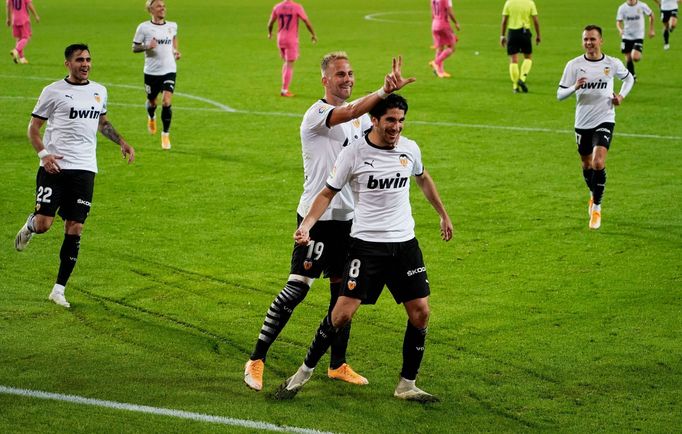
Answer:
xmin=42 ymin=154 xmax=63 ymax=174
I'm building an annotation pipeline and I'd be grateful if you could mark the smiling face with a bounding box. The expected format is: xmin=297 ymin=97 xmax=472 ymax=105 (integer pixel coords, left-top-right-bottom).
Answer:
xmin=65 ymin=49 xmax=91 ymax=83
xmin=322 ymin=58 xmax=355 ymax=104
xmin=370 ymin=108 xmax=406 ymax=148
xmin=148 ymin=0 xmax=166 ymax=21
xmin=582 ymin=29 xmax=603 ymax=59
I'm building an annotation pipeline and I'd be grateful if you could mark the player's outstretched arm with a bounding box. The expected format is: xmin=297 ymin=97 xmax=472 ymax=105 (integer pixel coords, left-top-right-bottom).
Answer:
xmin=294 ymin=187 xmax=337 ymax=245
xmin=329 ymin=57 xmax=415 ymax=127
xmin=98 ymin=115 xmax=135 ymax=163
xmin=415 ymin=170 xmax=453 ymax=241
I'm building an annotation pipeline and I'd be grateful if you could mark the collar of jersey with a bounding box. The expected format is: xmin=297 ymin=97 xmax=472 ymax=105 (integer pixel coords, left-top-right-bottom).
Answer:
xmin=63 ymin=77 xmax=90 ymax=86
xmin=583 ymin=54 xmax=605 ymax=63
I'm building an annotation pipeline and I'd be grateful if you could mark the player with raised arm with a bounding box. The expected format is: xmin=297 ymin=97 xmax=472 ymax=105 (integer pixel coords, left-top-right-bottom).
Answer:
xmin=244 ymin=54 xmax=415 ymax=392
xmin=557 ymin=25 xmax=634 ymax=230
xmin=616 ymin=0 xmax=655 ymax=80
xmin=653 ymin=0 xmax=679 ymax=49
xmin=274 ymin=94 xmax=453 ymax=402
xmin=14 ymin=43 xmax=135 ymax=308
xmin=429 ymin=0 xmax=460 ymax=78
xmin=268 ymin=0 xmax=317 ymax=97
xmin=132 ymin=0 xmax=180 ymax=149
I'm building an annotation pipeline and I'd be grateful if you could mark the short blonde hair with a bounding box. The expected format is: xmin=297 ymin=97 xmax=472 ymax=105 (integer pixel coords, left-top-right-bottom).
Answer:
xmin=146 ymin=0 xmax=162 ymax=12
xmin=320 ymin=51 xmax=349 ymax=76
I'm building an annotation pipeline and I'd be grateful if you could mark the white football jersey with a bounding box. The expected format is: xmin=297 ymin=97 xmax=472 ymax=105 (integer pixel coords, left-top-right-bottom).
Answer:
xmin=133 ymin=20 xmax=178 ymax=75
xmin=32 ymin=79 xmax=107 ymax=173
xmin=297 ymin=100 xmax=371 ymax=221
xmin=559 ymin=54 xmax=630 ymax=129
xmin=660 ymin=0 xmax=677 ymax=10
xmin=617 ymin=1 xmax=653 ymax=40
xmin=327 ymin=134 xmax=424 ymax=243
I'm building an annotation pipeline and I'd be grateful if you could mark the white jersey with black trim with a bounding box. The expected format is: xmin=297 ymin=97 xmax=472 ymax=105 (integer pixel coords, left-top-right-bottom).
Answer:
xmin=660 ymin=0 xmax=677 ymax=10
xmin=617 ymin=1 xmax=653 ymax=40
xmin=133 ymin=20 xmax=178 ymax=75
xmin=326 ymin=134 xmax=424 ymax=243
xmin=297 ymin=100 xmax=372 ymax=221
xmin=32 ymin=79 xmax=107 ymax=173
xmin=559 ymin=54 xmax=630 ymax=129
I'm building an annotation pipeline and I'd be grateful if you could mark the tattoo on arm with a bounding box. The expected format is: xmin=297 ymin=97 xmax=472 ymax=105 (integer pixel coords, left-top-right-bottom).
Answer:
xmin=100 ymin=120 xmax=122 ymax=145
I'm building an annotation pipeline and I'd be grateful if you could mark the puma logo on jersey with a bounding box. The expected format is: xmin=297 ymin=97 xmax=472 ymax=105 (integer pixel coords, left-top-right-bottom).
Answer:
xmin=364 ymin=160 xmax=374 ymax=168
xmin=64 ymin=94 xmax=73 ymax=99
xmin=580 ymin=80 xmax=608 ymax=90
xmin=69 ymin=107 xmax=101 ymax=119
xmin=367 ymin=173 xmax=408 ymax=189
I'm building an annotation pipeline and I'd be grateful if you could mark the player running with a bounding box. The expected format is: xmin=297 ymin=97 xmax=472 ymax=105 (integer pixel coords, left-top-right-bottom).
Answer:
xmin=429 ymin=0 xmax=460 ymax=78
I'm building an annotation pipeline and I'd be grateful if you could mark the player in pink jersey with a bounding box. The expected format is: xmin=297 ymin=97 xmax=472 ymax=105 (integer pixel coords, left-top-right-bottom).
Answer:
xmin=429 ymin=0 xmax=460 ymax=78
xmin=5 ymin=0 xmax=40 ymax=64
xmin=268 ymin=0 xmax=317 ymax=97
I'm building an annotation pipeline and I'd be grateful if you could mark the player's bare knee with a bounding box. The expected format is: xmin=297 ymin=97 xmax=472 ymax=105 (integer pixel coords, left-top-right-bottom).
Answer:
xmin=32 ymin=215 xmax=53 ymax=233
xmin=64 ymin=220 xmax=84 ymax=236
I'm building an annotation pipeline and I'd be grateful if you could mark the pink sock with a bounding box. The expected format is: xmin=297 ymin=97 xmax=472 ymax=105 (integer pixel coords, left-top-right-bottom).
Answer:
xmin=282 ymin=63 xmax=293 ymax=91
xmin=435 ymin=47 xmax=453 ymax=69
xmin=16 ymin=38 xmax=29 ymax=57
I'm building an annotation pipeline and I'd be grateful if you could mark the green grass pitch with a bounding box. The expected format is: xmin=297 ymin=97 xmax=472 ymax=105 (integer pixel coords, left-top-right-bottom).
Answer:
xmin=1 ymin=0 xmax=680 ymax=432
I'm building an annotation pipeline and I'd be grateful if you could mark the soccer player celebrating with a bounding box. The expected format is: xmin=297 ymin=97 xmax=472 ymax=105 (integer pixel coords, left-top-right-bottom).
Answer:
xmin=244 ymin=54 xmax=415 ymax=392
xmin=429 ymin=0 xmax=460 ymax=78
xmin=653 ymin=0 xmax=679 ymax=49
xmin=557 ymin=25 xmax=634 ymax=230
xmin=6 ymin=0 xmax=40 ymax=64
xmin=616 ymin=0 xmax=655 ymax=79
xmin=267 ymin=0 xmax=317 ymax=97
xmin=132 ymin=0 xmax=181 ymax=150
xmin=14 ymin=43 xmax=135 ymax=308
xmin=274 ymin=94 xmax=453 ymax=402
xmin=500 ymin=0 xmax=540 ymax=93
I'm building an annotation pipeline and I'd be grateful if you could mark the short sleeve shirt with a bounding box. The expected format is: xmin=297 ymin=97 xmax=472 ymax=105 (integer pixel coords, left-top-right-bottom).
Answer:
xmin=31 ymin=79 xmax=108 ymax=173
xmin=659 ymin=0 xmax=677 ymax=10
xmin=327 ymin=135 xmax=424 ymax=242
xmin=502 ymin=0 xmax=538 ymax=30
xmin=133 ymin=20 xmax=178 ymax=75
xmin=297 ymin=100 xmax=372 ymax=221
xmin=431 ymin=0 xmax=452 ymax=31
xmin=617 ymin=1 xmax=653 ymax=40
xmin=271 ymin=1 xmax=308 ymax=46
xmin=7 ymin=0 xmax=31 ymax=25
xmin=559 ymin=54 xmax=630 ymax=129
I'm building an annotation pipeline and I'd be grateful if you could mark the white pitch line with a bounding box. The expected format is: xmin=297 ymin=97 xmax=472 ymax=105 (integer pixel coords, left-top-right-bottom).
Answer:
xmin=0 ymin=385 xmax=334 ymax=434
xmin=0 ymin=75 xmax=679 ymax=141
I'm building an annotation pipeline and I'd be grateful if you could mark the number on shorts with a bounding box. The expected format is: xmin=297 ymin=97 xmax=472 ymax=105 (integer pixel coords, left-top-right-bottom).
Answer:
xmin=348 ymin=259 xmax=362 ymax=278
xmin=36 ymin=186 xmax=53 ymax=203
xmin=306 ymin=241 xmax=325 ymax=260
xmin=575 ymin=132 xmax=582 ymax=146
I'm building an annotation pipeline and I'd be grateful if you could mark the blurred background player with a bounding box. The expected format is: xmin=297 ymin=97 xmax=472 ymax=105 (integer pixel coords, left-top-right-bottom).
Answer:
xmin=6 ymin=0 xmax=39 ymax=64
xmin=244 ymin=54 xmax=415 ymax=392
xmin=14 ymin=43 xmax=135 ymax=307
xmin=132 ymin=0 xmax=181 ymax=150
xmin=267 ymin=0 xmax=317 ymax=97
xmin=557 ymin=25 xmax=634 ymax=230
xmin=616 ymin=0 xmax=655 ymax=79
xmin=500 ymin=0 xmax=540 ymax=93
xmin=429 ymin=0 xmax=460 ymax=78
xmin=653 ymin=0 xmax=678 ymax=49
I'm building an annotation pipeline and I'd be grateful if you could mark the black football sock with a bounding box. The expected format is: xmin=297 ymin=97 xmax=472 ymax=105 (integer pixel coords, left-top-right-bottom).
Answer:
xmin=250 ymin=281 xmax=309 ymax=361
xmin=146 ymin=101 xmax=156 ymax=119
xmin=161 ymin=105 xmax=172 ymax=133
xmin=329 ymin=281 xmax=350 ymax=369
xmin=582 ymin=168 xmax=594 ymax=194
xmin=400 ymin=320 xmax=427 ymax=381
xmin=592 ymin=168 xmax=607 ymax=206
xmin=304 ymin=314 xmax=339 ymax=369
xmin=56 ymin=234 xmax=80 ymax=286
xmin=626 ymin=59 xmax=635 ymax=77
xmin=664 ymin=29 xmax=670 ymax=44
